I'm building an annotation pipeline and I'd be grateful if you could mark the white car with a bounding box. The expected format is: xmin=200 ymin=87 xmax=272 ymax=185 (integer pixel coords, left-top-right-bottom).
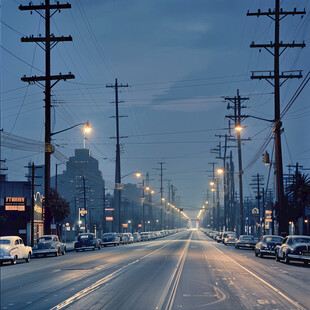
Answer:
xmin=0 ymin=236 xmax=32 ymax=265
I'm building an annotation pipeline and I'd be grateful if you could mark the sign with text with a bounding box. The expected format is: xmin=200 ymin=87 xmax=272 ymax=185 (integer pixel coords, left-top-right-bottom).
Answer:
xmin=106 ymin=216 xmax=113 ymax=222
xmin=5 ymin=197 xmax=25 ymax=211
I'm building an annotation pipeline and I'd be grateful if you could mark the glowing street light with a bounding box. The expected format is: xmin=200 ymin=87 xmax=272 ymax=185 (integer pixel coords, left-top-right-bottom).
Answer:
xmin=209 ymin=181 xmax=215 ymax=186
xmin=234 ymin=124 xmax=243 ymax=132
xmin=135 ymin=172 xmax=142 ymax=178
xmin=217 ymin=168 xmax=224 ymax=174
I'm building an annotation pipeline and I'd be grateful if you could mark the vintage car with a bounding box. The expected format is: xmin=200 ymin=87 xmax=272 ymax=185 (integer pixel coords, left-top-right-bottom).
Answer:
xmin=0 ymin=236 xmax=32 ymax=265
xmin=254 ymin=235 xmax=284 ymax=258
xmin=275 ymin=235 xmax=310 ymax=264
xmin=75 ymin=233 xmax=102 ymax=251
xmin=32 ymin=235 xmax=66 ymax=257
xmin=133 ymin=232 xmax=141 ymax=242
xmin=235 ymin=235 xmax=257 ymax=249
xmin=102 ymin=233 xmax=120 ymax=247
xmin=224 ymin=233 xmax=237 ymax=245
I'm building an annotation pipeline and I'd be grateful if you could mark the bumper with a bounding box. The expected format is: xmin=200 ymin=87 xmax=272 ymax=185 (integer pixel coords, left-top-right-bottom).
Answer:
xmin=75 ymin=246 xmax=95 ymax=250
xmin=260 ymin=249 xmax=276 ymax=255
xmin=102 ymin=242 xmax=118 ymax=245
xmin=237 ymin=244 xmax=255 ymax=248
xmin=0 ymin=255 xmax=14 ymax=262
xmin=33 ymin=249 xmax=57 ymax=255
xmin=288 ymin=254 xmax=310 ymax=261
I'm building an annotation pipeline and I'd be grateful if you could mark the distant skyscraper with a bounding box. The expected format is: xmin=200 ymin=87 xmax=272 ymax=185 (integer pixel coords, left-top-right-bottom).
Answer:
xmin=56 ymin=149 xmax=105 ymax=234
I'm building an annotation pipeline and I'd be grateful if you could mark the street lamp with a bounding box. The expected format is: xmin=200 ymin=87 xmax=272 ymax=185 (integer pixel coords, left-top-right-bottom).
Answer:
xmin=234 ymin=124 xmax=243 ymax=132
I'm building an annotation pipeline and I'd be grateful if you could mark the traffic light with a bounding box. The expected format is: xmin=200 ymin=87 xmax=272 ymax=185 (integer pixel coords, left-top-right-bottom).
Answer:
xmin=262 ymin=151 xmax=270 ymax=164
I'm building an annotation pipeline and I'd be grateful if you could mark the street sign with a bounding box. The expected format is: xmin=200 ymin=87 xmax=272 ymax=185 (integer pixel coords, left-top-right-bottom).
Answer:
xmin=252 ymin=207 xmax=259 ymax=215
xmin=80 ymin=208 xmax=87 ymax=216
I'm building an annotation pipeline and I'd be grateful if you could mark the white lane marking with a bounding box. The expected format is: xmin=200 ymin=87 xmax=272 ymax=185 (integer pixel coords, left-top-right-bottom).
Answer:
xmin=155 ymin=232 xmax=192 ymax=310
xmin=50 ymin=237 xmax=186 ymax=310
xmin=211 ymin=244 xmax=306 ymax=310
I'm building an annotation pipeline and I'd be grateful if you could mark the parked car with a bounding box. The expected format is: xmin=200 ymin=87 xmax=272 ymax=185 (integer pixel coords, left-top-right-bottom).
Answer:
xmin=224 ymin=233 xmax=237 ymax=246
xmin=0 ymin=236 xmax=32 ymax=265
xmin=32 ymin=235 xmax=66 ymax=257
xmin=102 ymin=233 xmax=120 ymax=247
xmin=235 ymin=235 xmax=257 ymax=249
xmin=133 ymin=232 xmax=141 ymax=242
xmin=255 ymin=235 xmax=284 ymax=258
xmin=118 ymin=233 xmax=129 ymax=245
xmin=75 ymin=233 xmax=102 ymax=251
xmin=275 ymin=235 xmax=310 ymax=264
xmin=124 ymin=233 xmax=134 ymax=244
xmin=140 ymin=232 xmax=150 ymax=241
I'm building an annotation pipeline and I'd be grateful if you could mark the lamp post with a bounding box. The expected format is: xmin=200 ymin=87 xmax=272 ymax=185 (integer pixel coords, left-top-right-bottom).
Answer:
xmin=44 ymin=121 xmax=91 ymax=234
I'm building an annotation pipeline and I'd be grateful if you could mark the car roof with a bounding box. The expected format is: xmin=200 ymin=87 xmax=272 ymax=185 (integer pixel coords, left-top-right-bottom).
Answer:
xmin=39 ymin=235 xmax=58 ymax=238
xmin=0 ymin=236 xmax=22 ymax=240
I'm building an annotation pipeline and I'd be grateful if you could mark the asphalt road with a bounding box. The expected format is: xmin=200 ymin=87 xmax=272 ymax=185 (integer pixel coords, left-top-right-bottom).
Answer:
xmin=1 ymin=230 xmax=309 ymax=310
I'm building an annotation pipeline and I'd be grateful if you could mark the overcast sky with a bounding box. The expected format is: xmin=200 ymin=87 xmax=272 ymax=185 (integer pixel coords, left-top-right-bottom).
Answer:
xmin=1 ymin=0 xmax=310 ymax=219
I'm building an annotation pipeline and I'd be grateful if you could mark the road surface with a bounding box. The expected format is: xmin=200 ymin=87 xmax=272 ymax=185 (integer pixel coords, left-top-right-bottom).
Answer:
xmin=1 ymin=230 xmax=309 ymax=310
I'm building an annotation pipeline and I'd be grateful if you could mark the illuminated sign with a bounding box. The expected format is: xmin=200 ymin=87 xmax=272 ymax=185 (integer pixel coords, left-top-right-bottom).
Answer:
xmin=106 ymin=216 xmax=113 ymax=222
xmin=105 ymin=208 xmax=115 ymax=211
xmin=5 ymin=197 xmax=25 ymax=211
xmin=138 ymin=224 xmax=142 ymax=228
xmin=80 ymin=208 xmax=87 ymax=216
xmin=122 ymin=223 xmax=128 ymax=228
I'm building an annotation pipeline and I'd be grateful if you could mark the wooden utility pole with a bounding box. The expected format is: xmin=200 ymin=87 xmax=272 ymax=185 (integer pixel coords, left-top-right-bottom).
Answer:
xmin=106 ymin=79 xmax=128 ymax=233
xmin=19 ymin=1 xmax=74 ymax=234
xmin=25 ymin=163 xmax=42 ymax=247
xmin=247 ymin=1 xmax=306 ymax=235
xmin=225 ymin=90 xmax=250 ymax=235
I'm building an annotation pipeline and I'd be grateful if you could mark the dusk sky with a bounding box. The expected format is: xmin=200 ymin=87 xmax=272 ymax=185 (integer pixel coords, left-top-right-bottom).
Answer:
xmin=1 ymin=0 xmax=310 ymax=220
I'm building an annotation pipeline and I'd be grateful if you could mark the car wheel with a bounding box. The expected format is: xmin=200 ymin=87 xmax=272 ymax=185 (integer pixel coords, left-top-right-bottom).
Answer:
xmin=258 ymin=252 xmax=263 ymax=258
xmin=11 ymin=256 xmax=17 ymax=265
xmin=114 ymin=244 xmax=116 ymax=246
xmin=34 ymin=254 xmax=38 ymax=258
xmin=255 ymin=250 xmax=258 ymax=257
xmin=82 ymin=249 xmax=85 ymax=252
xmin=284 ymin=254 xmax=290 ymax=264
xmin=25 ymin=252 xmax=31 ymax=263
xmin=235 ymin=245 xmax=239 ymax=249
xmin=275 ymin=252 xmax=280 ymax=261
xmin=62 ymin=248 xmax=66 ymax=255
xmin=55 ymin=249 xmax=60 ymax=257
xmin=304 ymin=261 xmax=309 ymax=265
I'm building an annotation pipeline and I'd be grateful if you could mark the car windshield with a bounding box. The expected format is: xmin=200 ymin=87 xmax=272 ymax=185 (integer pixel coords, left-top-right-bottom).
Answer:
xmin=0 ymin=240 xmax=10 ymax=245
xmin=292 ymin=238 xmax=310 ymax=244
xmin=240 ymin=236 xmax=254 ymax=240
xmin=264 ymin=237 xmax=283 ymax=242
xmin=103 ymin=234 xmax=114 ymax=238
xmin=38 ymin=237 xmax=52 ymax=242
xmin=79 ymin=234 xmax=93 ymax=240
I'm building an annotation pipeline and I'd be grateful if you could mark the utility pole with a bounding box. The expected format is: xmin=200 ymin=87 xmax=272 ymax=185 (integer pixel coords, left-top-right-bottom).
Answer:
xmin=82 ymin=176 xmax=87 ymax=232
xmin=155 ymin=162 xmax=166 ymax=230
xmin=247 ymin=2 xmax=306 ymax=235
xmin=19 ymin=1 xmax=74 ymax=235
xmin=250 ymin=174 xmax=265 ymax=238
xmin=208 ymin=162 xmax=217 ymax=230
xmin=26 ymin=163 xmax=42 ymax=247
xmin=226 ymin=90 xmax=250 ymax=236
xmin=142 ymin=179 xmax=145 ymax=232
xmin=106 ymin=79 xmax=128 ymax=233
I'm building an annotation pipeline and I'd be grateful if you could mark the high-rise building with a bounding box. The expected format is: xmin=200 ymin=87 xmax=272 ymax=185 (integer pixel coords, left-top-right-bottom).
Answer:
xmin=56 ymin=149 xmax=105 ymax=235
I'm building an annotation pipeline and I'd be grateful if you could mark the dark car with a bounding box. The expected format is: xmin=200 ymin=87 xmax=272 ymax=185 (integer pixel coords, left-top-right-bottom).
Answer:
xmin=33 ymin=235 xmax=66 ymax=257
xmin=235 ymin=235 xmax=257 ymax=249
xmin=102 ymin=233 xmax=120 ymax=247
xmin=75 ymin=233 xmax=102 ymax=251
xmin=255 ymin=235 xmax=284 ymax=258
xmin=118 ymin=233 xmax=129 ymax=245
xmin=276 ymin=235 xmax=310 ymax=265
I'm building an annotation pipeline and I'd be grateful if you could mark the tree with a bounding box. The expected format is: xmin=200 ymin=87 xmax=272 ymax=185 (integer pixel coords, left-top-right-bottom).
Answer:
xmin=286 ymin=172 xmax=310 ymax=232
xmin=43 ymin=188 xmax=70 ymax=238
